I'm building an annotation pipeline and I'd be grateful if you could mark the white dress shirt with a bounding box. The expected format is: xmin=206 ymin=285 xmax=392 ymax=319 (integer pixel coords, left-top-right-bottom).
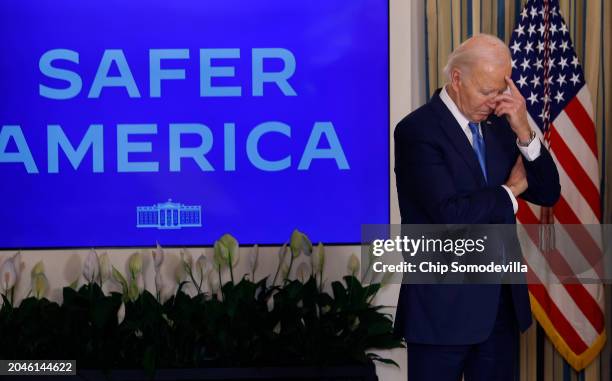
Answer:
xmin=439 ymin=85 xmax=542 ymax=214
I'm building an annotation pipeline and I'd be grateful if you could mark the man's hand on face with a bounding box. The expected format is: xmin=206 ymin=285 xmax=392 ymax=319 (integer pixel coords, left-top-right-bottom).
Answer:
xmin=506 ymin=156 xmax=528 ymax=197
xmin=493 ymin=76 xmax=532 ymax=143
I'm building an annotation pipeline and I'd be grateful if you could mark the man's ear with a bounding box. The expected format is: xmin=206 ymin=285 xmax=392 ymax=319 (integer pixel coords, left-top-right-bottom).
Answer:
xmin=450 ymin=68 xmax=461 ymax=92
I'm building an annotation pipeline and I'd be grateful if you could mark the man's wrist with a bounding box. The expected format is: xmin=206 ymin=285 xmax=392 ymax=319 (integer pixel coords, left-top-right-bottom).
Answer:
xmin=506 ymin=184 xmax=517 ymax=197
xmin=505 ymin=183 xmax=521 ymax=197
xmin=517 ymin=129 xmax=536 ymax=146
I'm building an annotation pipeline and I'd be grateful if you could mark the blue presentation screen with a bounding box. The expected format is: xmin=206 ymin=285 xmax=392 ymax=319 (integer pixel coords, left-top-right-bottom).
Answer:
xmin=0 ymin=0 xmax=389 ymax=248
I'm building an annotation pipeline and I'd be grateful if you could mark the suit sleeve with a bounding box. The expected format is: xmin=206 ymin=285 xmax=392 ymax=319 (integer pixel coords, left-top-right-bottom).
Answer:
xmin=519 ymin=142 xmax=561 ymax=206
xmin=395 ymin=120 xmax=514 ymax=224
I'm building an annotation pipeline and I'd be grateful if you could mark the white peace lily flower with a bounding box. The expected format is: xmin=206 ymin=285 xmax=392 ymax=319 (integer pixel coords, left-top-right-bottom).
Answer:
xmin=207 ymin=269 xmax=220 ymax=298
xmin=136 ymin=273 xmax=145 ymax=292
xmin=362 ymin=244 xmax=377 ymax=284
xmin=290 ymin=229 xmax=313 ymax=258
xmin=213 ymin=241 xmax=227 ymax=270
xmin=367 ymin=243 xmax=376 ymax=265
xmin=347 ymin=253 xmax=360 ymax=276
xmin=152 ymin=242 xmax=164 ymax=270
xmin=30 ymin=261 xmax=48 ymax=299
xmin=267 ymin=294 xmax=275 ymax=312
xmin=32 ymin=273 xmax=48 ymax=299
xmin=160 ymin=282 xmax=174 ymax=303
xmin=180 ymin=248 xmax=194 ymax=273
xmin=155 ymin=271 xmax=164 ymax=295
xmin=83 ymin=249 xmax=99 ymax=284
xmin=128 ymin=252 xmax=143 ymax=277
xmin=280 ymin=263 xmax=290 ymax=280
xmin=12 ymin=251 xmax=23 ymax=278
xmin=98 ymin=252 xmax=111 ymax=284
xmin=312 ymin=242 xmax=325 ymax=273
xmin=290 ymin=230 xmax=302 ymax=258
xmin=219 ymin=234 xmax=240 ymax=267
xmin=248 ymin=245 xmax=259 ymax=276
xmin=31 ymin=261 xmax=45 ymax=277
xmin=301 ymin=236 xmax=313 ymax=257
xmin=195 ymin=254 xmax=209 ymax=282
xmin=296 ymin=262 xmax=310 ymax=283
xmin=117 ymin=302 xmax=126 ymax=325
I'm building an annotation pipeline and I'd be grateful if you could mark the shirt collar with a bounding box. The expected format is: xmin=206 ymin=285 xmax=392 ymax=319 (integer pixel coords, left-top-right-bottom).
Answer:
xmin=439 ymin=85 xmax=475 ymax=131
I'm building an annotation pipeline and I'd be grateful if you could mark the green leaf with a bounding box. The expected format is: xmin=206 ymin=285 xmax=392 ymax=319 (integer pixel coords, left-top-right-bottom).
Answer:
xmin=0 ymin=294 xmax=12 ymax=310
xmin=364 ymin=284 xmax=381 ymax=300
xmin=62 ymin=286 xmax=78 ymax=305
xmin=370 ymin=357 xmax=399 ymax=367
xmin=92 ymin=297 xmax=115 ymax=329
xmin=331 ymin=281 xmax=347 ymax=304
xmin=366 ymin=322 xmax=393 ymax=336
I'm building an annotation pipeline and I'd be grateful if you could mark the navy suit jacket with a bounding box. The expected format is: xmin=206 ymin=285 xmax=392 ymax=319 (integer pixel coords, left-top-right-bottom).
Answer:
xmin=393 ymin=89 xmax=561 ymax=345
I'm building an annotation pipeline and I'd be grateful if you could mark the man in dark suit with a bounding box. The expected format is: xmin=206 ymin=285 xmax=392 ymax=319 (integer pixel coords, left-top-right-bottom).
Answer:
xmin=393 ymin=34 xmax=560 ymax=380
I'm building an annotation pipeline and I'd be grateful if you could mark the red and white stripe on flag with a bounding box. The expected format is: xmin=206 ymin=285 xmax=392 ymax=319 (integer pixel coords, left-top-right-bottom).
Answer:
xmin=510 ymin=0 xmax=605 ymax=371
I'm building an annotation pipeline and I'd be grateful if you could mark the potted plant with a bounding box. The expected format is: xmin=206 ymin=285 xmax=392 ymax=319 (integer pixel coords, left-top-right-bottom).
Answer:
xmin=0 ymin=231 xmax=403 ymax=380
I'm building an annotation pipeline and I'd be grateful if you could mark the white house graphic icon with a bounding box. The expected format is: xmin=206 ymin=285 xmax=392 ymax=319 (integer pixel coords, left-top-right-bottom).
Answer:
xmin=136 ymin=199 xmax=202 ymax=229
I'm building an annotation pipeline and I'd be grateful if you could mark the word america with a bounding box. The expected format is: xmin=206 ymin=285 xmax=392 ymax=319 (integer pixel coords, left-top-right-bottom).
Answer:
xmin=0 ymin=122 xmax=348 ymax=173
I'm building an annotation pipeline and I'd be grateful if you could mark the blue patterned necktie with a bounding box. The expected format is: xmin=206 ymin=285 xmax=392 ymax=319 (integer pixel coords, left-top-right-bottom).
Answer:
xmin=468 ymin=122 xmax=507 ymax=266
xmin=468 ymin=122 xmax=487 ymax=183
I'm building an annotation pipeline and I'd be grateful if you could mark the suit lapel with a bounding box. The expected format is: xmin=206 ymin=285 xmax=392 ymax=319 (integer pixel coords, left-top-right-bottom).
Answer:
xmin=429 ymin=91 xmax=487 ymax=186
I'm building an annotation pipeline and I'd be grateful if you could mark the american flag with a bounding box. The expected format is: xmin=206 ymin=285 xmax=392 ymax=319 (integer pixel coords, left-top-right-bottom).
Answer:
xmin=509 ymin=0 xmax=604 ymax=371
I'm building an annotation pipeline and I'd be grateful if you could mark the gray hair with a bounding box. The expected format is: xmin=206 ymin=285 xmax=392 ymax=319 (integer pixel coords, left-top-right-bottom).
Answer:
xmin=443 ymin=34 xmax=511 ymax=81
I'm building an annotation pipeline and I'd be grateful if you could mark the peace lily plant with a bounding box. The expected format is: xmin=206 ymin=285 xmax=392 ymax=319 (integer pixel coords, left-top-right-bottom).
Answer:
xmin=0 ymin=230 xmax=402 ymax=375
